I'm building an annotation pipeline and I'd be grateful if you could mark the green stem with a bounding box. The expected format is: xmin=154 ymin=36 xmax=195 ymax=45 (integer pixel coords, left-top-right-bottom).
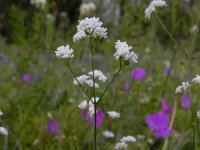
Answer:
xmin=65 ymin=62 xmax=91 ymax=100
xmin=97 ymin=65 xmax=125 ymax=105
xmin=90 ymin=36 xmax=97 ymax=150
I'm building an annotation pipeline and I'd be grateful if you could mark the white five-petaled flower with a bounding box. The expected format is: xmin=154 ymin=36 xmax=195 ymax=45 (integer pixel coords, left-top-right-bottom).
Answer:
xmin=55 ymin=45 xmax=74 ymax=59
xmin=120 ymin=136 xmax=136 ymax=143
xmin=102 ymin=130 xmax=115 ymax=138
xmin=0 ymin=127 xmax=8 ymax=136
xmin=114 ymin=40 xmax=138 ymax=64
xmin=145 ymin=0 xmax=167 ymax=19
xmin=115 ymin=142 xmax=128 ymax=150
xmin=175 ymin=81 xmax=190 ymax=94
xmin=107 ymin=111 xmax=120 ymax=119
xmin=88 ymin=70 xmax=107 ymax=82
xmin=73 ymin=17 xmax=108 ymax=42
xmin=192 ymin=75 xmax=200 ymax=85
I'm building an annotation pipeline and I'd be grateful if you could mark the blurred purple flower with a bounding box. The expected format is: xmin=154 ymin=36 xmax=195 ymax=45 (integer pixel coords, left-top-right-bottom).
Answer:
xmin=163 ymin=67 xmax=170 ymax=75
xmin=123 ymin=81 xmax=130 ymax=92
xmin=82 ymin=109 xmax=104 ymax=128
xmin=161 ymin=100 xmax=172 ymax=114
xmin=181 ymin=92 xmax=191 ymax=109
xmin=45 ymin=119 xmax=60 ymax=136
xmin=131 ymin=67 xmax=146 ymax=81
xmin=22 ymin=73 xmax=31 ymax=82
xmin=146 ymin=111 xmax=171 ymax=138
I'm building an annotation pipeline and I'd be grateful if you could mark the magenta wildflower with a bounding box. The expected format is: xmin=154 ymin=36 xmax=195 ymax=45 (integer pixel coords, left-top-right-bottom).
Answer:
xmin=45 ymin=119 xmax=60 ymax=136
xmin=22 ymin=73 xmax=31 ymax=82
xmin=161 ymin=100 xmax=172 ymax=114
xmin=146 ymin=111 xmax=171 ymax=138
xmin=123 ymin=81 xmax=130 ymax=92
xmin=181 ymin=92 xmax=191 ymax=109
xmin=131 ymin=67 xmax=146 ymax=81
xmin=82 ymin=109 xmax=104 ymax=128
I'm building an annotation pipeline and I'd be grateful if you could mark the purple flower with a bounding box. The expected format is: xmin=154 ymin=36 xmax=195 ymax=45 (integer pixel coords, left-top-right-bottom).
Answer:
xmin=22 ymin=73 xmax=31 ymax=82
xmin=163 ymin=67 xmax=170 ymax=75
xmin=123 ymin=81 xmax=130 ymax=92
xmin=82 ymin=109 xmax=104 ymax=128
xmin=161 ymin=100 xmax=172 ymax=114
xmin=131 ymin=67 xmax=146 ymax=81
xmin=146 ymin=111 xmax=171 ymax=138
xmin=45 ymin=119 xmax=60 ymax=136
xmin=181 ymin=92 xmax=191 ymax=109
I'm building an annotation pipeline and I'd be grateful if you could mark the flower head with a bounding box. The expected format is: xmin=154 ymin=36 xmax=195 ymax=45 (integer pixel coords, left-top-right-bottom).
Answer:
xmin=146 ymin=111 xmax=171 ymax=138
xmin=123 ymin=81 xmax=130 ymax=92
xmin=88 ymin=70 xmax=107 ymax=82
xmin=115 ymin=142 xmax=128 ymax=150
xmin=145 ymin=0 xmax=167 ymax=19
xmin=102 ymin=130 xmax=115 ymax=138
xmin=82 ymin=109 xmax=104 ymax=128
xmin=45 ymin=119 xmax=60 ymax=136
xmin=120 ymin=136 xmax=136 ymax=143
xmin=0 ymin=127 xmax=8 ymax=136
xmin=131 ymin=68 xmax=146 ymax=80
xmin=73 ymin=17 xmax=107 ymax=42
xmin=107 ymin=111 xmax=120 ymax=119
xmin=181 ymin=92 xmax=191 ymax=109
xmin=175 ymin=81 xmax=190 ymax=94
xmin=192 ymin=75 xmax=200 ymax=85
xmin=80 ymin=2 xmax=96 ymax=16
xmin=55 ymin=45 xmax=74 ymax=59
xmin=161 ymin=100 xmax=172 ymax=114
xmin=73 ymin=74 xmax=99 ymax=88
xmin=114 ymin=40 xmax=138 ymax=64
xmin=30 ymin=0 xmax=46 ymax=9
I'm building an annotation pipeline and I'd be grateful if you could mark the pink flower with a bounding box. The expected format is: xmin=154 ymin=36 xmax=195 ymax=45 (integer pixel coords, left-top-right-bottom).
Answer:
xmin=123 ymin=81 xmax=130 ymax=92
xmin=181 ymin=92 xmax=191 ymax=109
xmin=161 ymin=100 xmax=172 ymax=114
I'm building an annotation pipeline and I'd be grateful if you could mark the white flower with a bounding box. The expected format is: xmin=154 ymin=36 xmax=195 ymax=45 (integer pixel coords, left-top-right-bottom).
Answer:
xmin=30 ymin=0 xmax=46 ymax=8
xmin=192 ymin=75 xmax=200 ymax=85
xmin=80 ymin=2 xmax=96 ymax=16
xmin=107 ymin=111 xmax=120 ymax=119
xmin=115 ymin=142 xmax=128 ymax=150
xmin=73 ymin=74 xmax=99 ymax=88
xmin=90 ymin=97 xmax=100 ymax=103
xmin=145 ymin=0 xmax=167 ymax=19
xmin=114 ymin=40 xmax=138 ymax=64
xmin=88 ymin=70 xmax=107 ymax=82
xmin=0 ymin=127 xmax=8 ymax=136
xmin=78 ymin=100 xmax=88 ymax=109
xmin=175 ymin=81 xmax=190 ymax=94
xmin=102 ymin=130 xmax=115 ymax=138
xmin=55 ymin=45 xmax=74 ymax=59
xmin=73 ymin=17 xmax=107 ymax=42
xmin=197 ymin=111 xmax=200 ymax=119
xmin=120 ymin=136 xmax=136 ymax=143
xmin=0 ymin=110 xmax=3 ymax=118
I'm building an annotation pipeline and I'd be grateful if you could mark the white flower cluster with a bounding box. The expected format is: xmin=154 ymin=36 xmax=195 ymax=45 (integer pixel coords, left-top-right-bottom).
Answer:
xmin=80 ymin=2 xmax=96 ymax=16
xmin=30 ymin=0 xmax=46 ymax=8
xmin=73 ymin=70 xmax=107 ymax=88
xmin=192 ymin=75 xmax=200 ymax=85
xmin=114 ymin=40 xmax=138 ymax=64
xmin=175 ymin=81 xmax=190 ymax=94
xmin=102 ymin=130 xmax=115 ymax=138
xmin=78 ymin=97 xmax=99 ymax=117
xmin=73 ymin=17 xmax=108 ymax=42
xmin=145 ymin=0 xmax=167 ymax=19
xmin=115 ymin=135 xmax=136 ymax=149
xmin=55 ymin=45 xmax=74 ymax=59
xmin=0 ymin=110 xmax=8 ymax=136
xmin=107 ymin=111 xmax=120 ymax=119
xmin=88 ymin=70 xmax=107 ymax=82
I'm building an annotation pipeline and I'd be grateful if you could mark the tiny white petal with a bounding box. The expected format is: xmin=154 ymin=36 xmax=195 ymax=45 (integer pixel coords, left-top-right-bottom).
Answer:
xmin=78 ymin=100 xmax=88 ymax=109
xmin=192 ymin=75 xmax=200 ymax=85
xmin=0 ymin=127 xmax=8 ymax=136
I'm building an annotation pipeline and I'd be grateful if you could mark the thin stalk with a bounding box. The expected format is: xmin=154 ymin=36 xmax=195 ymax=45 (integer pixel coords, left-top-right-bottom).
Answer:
xmin=89 ymin=36 xmax=97 ymax=150
xmin=65 ymin=62 xmax=91 ymax=100
xmin=97 ymin=65 xmax=125 ymax=104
